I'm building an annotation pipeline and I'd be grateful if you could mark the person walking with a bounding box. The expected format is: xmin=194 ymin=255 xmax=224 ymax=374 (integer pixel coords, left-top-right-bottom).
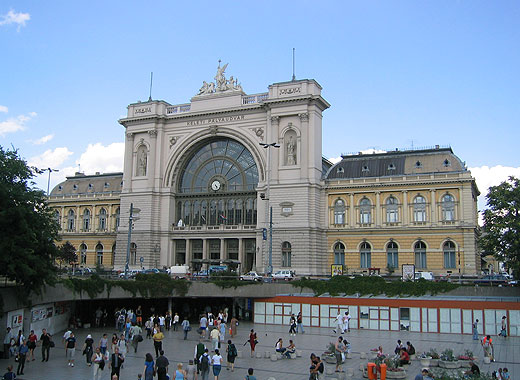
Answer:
xmin=199 ymin=314 xmax=208 ymax=340
xmin=499 ymin=316 xmax=507 ymax=338
xmin=333 ymin=311 xmax=343 ymax=334
xmin=145 ymin=318 xmax=153 ymax=339
xmin=211 ymin=349 xmax=223 ymax=380
xmin=219 ymin=321 xmax=226 ymax=346
xmin=334 ymin=336 xmax=346 ymax=373
xmin=210 ymin=326 xmax=220 ymax=351
xmin=117 ymin=334 xmax=128 ymax=359
xmin=131 ymin=323 xmax=143 ymax=353
xmin=3 ymin=365 xmax=16 ymax=380
xmin=92 ymin=347 xmax=105 ymax=380
xmin=40 ymin=328 xmax=52 ymax=362
xmin=27 ymin=330 xmax=37 ymax=361
xmin=289 ymin=314 xmax=297 ymax=336
xmin=153 ymin=328 xmax=165 ymax=357
xmin=109 ymin=346 xmax=124 ymax=379
xmin=173 ymin=313 xmax=180 ymax=331
xmin=342 ymin=311 xmax=351 ymax=333
xmin=226 ymin=339 xmax=237 ymax=372
xmin=156 ymin=350 xmax=170 ymax=380
xmin=244 ymin=367 xmax=256 ymax=380
xmin=99 ymin=334 xmax=108 ymax=356
xmin=230 ymin=316 xmax=238 ymax=337
xmin=66 ymin=332 xmax=76 ymax=367
xmin=16 ymin=340 xmax=28 ymax=375
xmin=247 ymin=329 xmax=257 ymax=358
xmin=195 ymin=340 xmax=206 ymax=375
xmin=186 ymin=359 xmax=197 ymax=380
xmin=136 ymin=306 xmax=143 ymax=327
xmin=174 ymin=363 xmax=187 ymax=379
xmin=182 ymin=316 xmax=191 ymax=340
xmin=199 ymin=349 xmax=210 ymax=380
xmin=297 ymin=312 xmax=305 ymax=334
xmin=83 ymin=334 xmax=95 ymax=366
xmin=3 ymin=327 xmax=13 ymax=359
xmin=472 ymin=319 xmax=479 ymax=340
xmin=143 ymin=352 xmax=155 ymax=380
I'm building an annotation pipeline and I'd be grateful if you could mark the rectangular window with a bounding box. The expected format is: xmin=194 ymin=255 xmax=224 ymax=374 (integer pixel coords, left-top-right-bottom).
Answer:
xmin=360 ymin=252 xmax=371 ymax=268
xmin=444 ymin=251 xmax=456 ymax=269
xmin=282 ymin=252 xmax=291 ymax=267
xmin=415 ymin=251 xmax=427 ymax=269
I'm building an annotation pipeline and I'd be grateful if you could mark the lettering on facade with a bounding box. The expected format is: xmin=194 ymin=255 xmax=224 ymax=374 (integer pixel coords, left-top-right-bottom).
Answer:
xmin=135 ymin=107 xmax=152 ymax=115
xmin=279 ymin=87 xmax=301 ymax=96
xmin=186 ymin=114 xmax=244 ymax=127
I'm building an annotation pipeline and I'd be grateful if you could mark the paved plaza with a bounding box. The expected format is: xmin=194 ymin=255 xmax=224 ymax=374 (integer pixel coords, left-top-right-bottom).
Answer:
xmin=3 ymin=322 xmax=518 ymax=380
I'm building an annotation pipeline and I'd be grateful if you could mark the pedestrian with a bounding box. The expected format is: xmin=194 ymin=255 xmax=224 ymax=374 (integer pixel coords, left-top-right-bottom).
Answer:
xmin=145 ymin=318 xmax=153 ymax=339
xmin=92 ymin=346 xmax=105 ymax=380
xmin=289 ymin=313 xmax=297 ymax=336
xmin=200 ymin=314 xmax=208 ymax=339
xmin=414 ymin=368 xmax=431 ymax=380
xmin=3 ymin=365 xmax=16 ymax=380
xmin=117 ymin=334 xmax=128 ymax=359
xmin=297 ymin=311 xmax=305 ymax=334
xmin=95 ymin=308 xmax=103 ymax=327
xmin=210 ymin=325 xmax=220 ymax=351
xmin=173 ymin=313 xmax=180 ymax=331
xmin=247 ymin=329 xmax=257 ymax=357
xmin=195 ymin=340 xmax=206 ymax=374
xmin=131 ymin=323 xmax=143 ymax=353
xmin=165 ymin=312 xmax=172 ymax=331
xmin=499 ymin=316 xmax=507 ymax=337
xmin=159 ymin=315 xmax=166 ymax=332
xmin=182 ymin=316 xmax=191 ymax=340
xmin=199 ymin=349 xmax=210 ymax=380
xmin=3 ymin=327 xmax=13 ymax=359
xmin=62 ymin=329 xmax=72 ymax=351
xmin=334 ymin=336 xmax=346 ymax=372
xmin=502 ymin=368 xmax=510 ymax=380
xmin=219 ymin=321 xmax=226 ymax=345
xmin=14 ymin=330 xmax=24 ymax=357
xmin=136 ymin=306 xmax=143 ymax=326
xmin=174 ymin=363 xmax=187 ymax=379
xmin=156 ymin=350 xmax=170 ymax=380
xmin=186 ymin=359 xmax=197 ymax=380
xmin=333 ymin=311 xmax=342 ymax=334
xmin=472 ymin=319 xmax=479 ymax=340
xmin=26 ymin=330 xmax=37 ymax=361
xmin=16 ymin=340 xmax=28 ymax=375
xmin=99 ymin=334 xmax=108 ymax=355
xmin=482 ymin=335 xmax=494 ymax=361
xmin=230 ymin=316 xmax=238 ymax=337
xmin=102 ymin=309 xmax=108 ymax=327
xmin=275 ymin=338 xmax=285 ymax=354
xmin=66 ymin=332 xmax=76 ymax=367
xmin=39 ymin=328 xmax=52 ymax=362
xmin=284 ymin=340 xmax=296 ymax=359
xmin=109 ymin=346 xmax=124 ymax=379
xmin=244 ymin=367 xmax=256 ymax=380
xmin=125 ymin=318 xmax=132 ymax=341
xmin=211 ymin=349 xmax=223 ymax=380
xmin=342 ymin=311 xmax=351 ymax=333
xmin=143 ymin=352 xmax=155 ymax=380
xmin=153 ymin=328 xmax=164 ymax=357
xmin=111 ymin=333 xmax=118 ymax=353
xmin=226 ymin=339 xmax=237 ymax=371
xmin=83 ymin=334 xmax=95 ymax=366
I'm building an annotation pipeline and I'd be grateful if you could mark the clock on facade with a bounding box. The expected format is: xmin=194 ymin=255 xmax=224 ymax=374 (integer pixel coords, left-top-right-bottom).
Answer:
xmin=211 ymin=180 xmax=221 ymax=191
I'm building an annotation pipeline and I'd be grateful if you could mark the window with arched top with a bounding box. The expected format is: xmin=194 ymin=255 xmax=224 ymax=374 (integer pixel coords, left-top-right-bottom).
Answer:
xmin=359 ymin=198 xmax=372 ymax=224
xmin=387 ymin=242 xmax=398 ymax=269
xmin=443 ymin=241 xmax=456 ymax=269
xmin=386 ymin=196 xmax=398 ymax=223
xmin=360 ymin=242 xmax=371 ymax=268
xmin=99 ymin=208 xmax=107 ymax=231
xmin=82 ymin=209 xmax=91 ymax=231
xmin=441 ymin=194 xmax=455 ymax=221
xmin=115 ymin=207 xmax=120 ymax=230
xmin=130 ymin=243 xmax=137 ymax=265
xmin=67 ymin=209 xmax=75 ymax=231
xmin=282 ymin=241 xmax=292 ymax=267
xmin=96 ymin=243 xmax=103 ymax=265
xmin=413 ymin=195 xmax=427 ymax=222
xmin=79 ymin=243 xmax=87 ymax=265
xmin=334 ymin=242 xmax=345 ymax=265
xmin=111 ymin=243 xmax=116 ymax=267
xmin=414 ymin=241 xmax=427 ymax=269
xmin=334 ymin=199 xmax=346 ymax=225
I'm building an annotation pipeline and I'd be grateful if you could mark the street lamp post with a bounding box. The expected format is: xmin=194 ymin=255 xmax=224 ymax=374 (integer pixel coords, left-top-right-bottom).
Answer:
xmin=125 ymin=203 xmax=140 ymax=279
xmin=44 ymin=167 xmax=59 ymax=196
xmin=259 ymin=142 xmax=280 ymax=277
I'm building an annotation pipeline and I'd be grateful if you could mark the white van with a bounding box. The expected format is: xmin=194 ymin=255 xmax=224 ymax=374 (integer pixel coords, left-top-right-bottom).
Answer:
xmin=168 ymin=265 xmax=190 ymax=279
xmin=415 ymin=271 xmax=434 ymax=281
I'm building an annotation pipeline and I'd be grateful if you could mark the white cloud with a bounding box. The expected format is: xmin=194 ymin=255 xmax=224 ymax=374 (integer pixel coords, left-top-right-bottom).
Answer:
xmin=359 ymin=148 xmax=387 ymax=155
xmin=0 ymin=105 xmax=8 ymax=113
xmin=76 ymin=142 xmax=124 ymax=174
xmin=31 ymin=134 xmax=54 ymax=145
xmin=0 ymin=9 xmax=30 ymax=31
xmin=0 ymin=112 xmax=37 ymax=137
xmin=28 ymin=147 xmax=74 ymax=170
xmin=328 ymin=156 xmax=342 ymax=164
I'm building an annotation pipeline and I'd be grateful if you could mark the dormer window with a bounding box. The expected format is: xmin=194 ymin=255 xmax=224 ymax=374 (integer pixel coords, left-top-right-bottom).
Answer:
xmin=362 ymin=165 xmax=370 ymax=173
xmin=387 ymin=163 xmax=396 ymax=171
xmin=104 ymin=182 xmax=110 ymax=188
xmin=73 ymin=184 xmax=78 ymax=190
xmin=337 ymin=167 xmax=344 ymax=174
xmin=415 ymin=161 xmax=422 ymax=168
xmin=88 ymin=183 xmax=93 ymax=189
xmin=58 ymin=185 xmax=63 ymax=191
xmin=443 ymin=159 xmax=451 ymax=167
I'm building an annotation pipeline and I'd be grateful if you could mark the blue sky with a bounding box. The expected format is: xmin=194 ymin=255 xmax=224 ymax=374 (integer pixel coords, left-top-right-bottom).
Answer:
xmin=1 ymin=1 xmax=519 ymax=210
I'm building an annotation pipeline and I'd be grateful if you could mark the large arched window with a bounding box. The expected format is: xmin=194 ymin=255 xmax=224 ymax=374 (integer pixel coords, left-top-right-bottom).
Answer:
xmin=99 ymin=208 xmax=107 ymax=231
xmin=441 ymin=194 xmax=455 ymax=221
xmin=130 ymin=243 xmax=137 ymax=265
xmin=227 ymin=199 xmax=235 ymax=225
xmin=96 ymin=243 xmax=103 ymax=265
xmin=82 ymin=209 xmax=91 ymax=231
xmin=359 ymin=198 xmax=372 ymax=224
xmin=334 ymin=242 xmax=345 ymax=265
xmin=282 ymin=241 xmax=292 ymax=267
xmin=67 ymin=209 xmax=75 ymax=231
xmin=387 ymin=242 xmax=398 ymax=269
xmin=360 ymin=242 xmax=371 ymax=268
xmin=386 ymin=196 xmax=398 ymax=223
xmin=334 ymin=199 xmax=346 ymax=225
xmin=413 ymin=195 xmax=427 ymax=222
xmin=443 ymin=241 xmax=456 ymax=269
xmin=414 ymin=241 xmax=427 ymax=269
xmin=79 ymin=243 xmax=87 ymax=265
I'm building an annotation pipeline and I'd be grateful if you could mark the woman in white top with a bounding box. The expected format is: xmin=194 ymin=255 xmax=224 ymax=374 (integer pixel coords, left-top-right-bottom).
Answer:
xmin=92 ymin=347 xmax=104 ymax=380
xmin=117 ymin=334 xmax=127 ymax=358
xmin=211 ymin=349 xmax=223 ymax=380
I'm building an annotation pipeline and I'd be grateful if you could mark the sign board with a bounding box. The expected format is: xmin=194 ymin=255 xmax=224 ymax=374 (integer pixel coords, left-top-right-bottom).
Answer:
xmin=262 ymin=228 xmax=267 ymax=240
xmin=402 ymin=264 xmax=415 ymax=281
xmin=140 ymin=256 xmax=144 ymax=263
xmin=331 ymin=264 xmax=344 ymax=277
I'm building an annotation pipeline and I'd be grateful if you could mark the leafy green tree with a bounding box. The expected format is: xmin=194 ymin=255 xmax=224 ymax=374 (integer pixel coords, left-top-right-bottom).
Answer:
xmin=0 ymin=146 xmax=59 ymax=294
xmin=479 ymin=176 xmax=520 ymax=276
xmin=57 ymin=241 xmax=77 ymax=268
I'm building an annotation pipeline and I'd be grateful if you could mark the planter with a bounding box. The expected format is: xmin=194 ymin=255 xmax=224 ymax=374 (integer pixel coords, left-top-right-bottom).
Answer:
xmin=420 ymin=357 xmax=432 ymax=367
xmin=483 ymin=356 xmax=491 ymax=364
xmin=439 ymin=360 xmax=461 ymax=369
xmin=430 ymin=359 xmax=440 ymax=367
xmin=386 ymin=370 xmax=407 ymax=379
xmin=459 ymin=360 xmax=472 ymax=368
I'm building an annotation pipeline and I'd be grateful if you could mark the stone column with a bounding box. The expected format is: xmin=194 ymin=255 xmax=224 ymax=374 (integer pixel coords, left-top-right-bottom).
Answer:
xmin=148 ymin=129 xmax=158 ymax=185
xmin=430 ymin=189 xmax=437 ymax=225
xmin=220 ymin=238 xmax=225 ymax=264
xmin=402 ymin=191 xmax=408 ymax=225
xmin=202 ymin=239 xmax=208 ymax=261
xmin=238 ymin=238 xmax=244 ymax=274
xmin=123 ymin=132 xmax=134 ymax=191
xmin=349 ymin=193 xmax=355 ymax=227
xmin=172 ymin=240 xmax=177 ymax=266
xmin=61 ymin=206 xmax=65 ymax=231
xmin=76 ymin=205 xmax=80 ymax=232
xmin=375 ymin=192 xmax=381 ymax=227
xmin=186 ymin=239 xmax=192 ymax=268
xmin=269 ymin=116 xmax=280 ymax=183
xmin=92 ymin=205 xmax=97 ymax=231
xmin=299 ymin=113 xmax=309 ymax=176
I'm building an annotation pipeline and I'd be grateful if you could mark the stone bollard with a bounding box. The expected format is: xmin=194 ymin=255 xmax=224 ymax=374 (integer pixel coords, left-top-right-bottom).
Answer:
xmin=296 ymin=349 xmax=303 ymax=357
xmin=255 ymin=351 xmax=262 ymax=359
xmin=270 ymin=353 xmax=278 ymax=361
xmin=265 ymin=351 xmax=271 ymax=358
xmin=360 ymin=352 xmax=367 ymax=359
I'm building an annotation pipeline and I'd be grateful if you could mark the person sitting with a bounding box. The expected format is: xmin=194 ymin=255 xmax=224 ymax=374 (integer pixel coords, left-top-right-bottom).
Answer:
xmin=406 ymin=341 xmax=416 ymax=356
xmin=399 ymin=348 xmax=410 ymax=366
xmin=394 ymin=340 xmax=404 ymax=355
xmin=465 ymin=362 xmax=480 ymax=377
xmin=275 ymin=338 xmax=285 ymax=354
xmin=284 ymin=340 xmax=296 ymax=359
xmin=376 ymin=346 xmax=385 ymax=358
xmin=415 ymin=368 xmax=432 ymax=380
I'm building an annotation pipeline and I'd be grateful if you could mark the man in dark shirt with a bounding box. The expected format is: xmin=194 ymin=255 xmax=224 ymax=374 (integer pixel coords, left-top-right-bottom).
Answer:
xmin=155 ymin=350 xmax=169 ymax=380
xmin=109 ymin=346 xmax=124 ymax=379
xmin=40 ymin=329 xmax=52 ymax=362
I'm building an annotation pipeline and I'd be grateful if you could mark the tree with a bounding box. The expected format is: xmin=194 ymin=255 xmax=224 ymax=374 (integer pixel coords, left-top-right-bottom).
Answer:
xmin=479 ymin=176 xmax=520 ymax=277
xmin=0 ymin=146 xmax=59 ymax=295
xmin=56 ymin=241 xmax=77 ymax=268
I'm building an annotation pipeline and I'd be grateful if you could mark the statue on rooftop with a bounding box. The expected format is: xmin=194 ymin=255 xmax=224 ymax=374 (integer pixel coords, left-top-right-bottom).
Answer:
xmin=195 ymin=62 xmax=243 ymax=96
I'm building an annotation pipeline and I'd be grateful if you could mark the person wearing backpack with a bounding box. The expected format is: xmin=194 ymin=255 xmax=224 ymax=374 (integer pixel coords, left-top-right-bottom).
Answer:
xmin=226 ymin=340 xmax=237 ymax=372
xmin=199 ymin=348 xmax=210 ymax=380
xmin=194 ymin=341 xmax=206 ymax=374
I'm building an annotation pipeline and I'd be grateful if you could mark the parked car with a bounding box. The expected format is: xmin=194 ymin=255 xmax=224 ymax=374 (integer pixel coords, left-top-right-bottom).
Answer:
xmin=272 ymin=270 xmax=295 ymax=281
xmin=474 ymin=274 xmax=510 ymax=286
xmin=168 ymin=265 xmax=190 ymax=279
xmin=415 ymin=271 xmax=434 ymax=281
xmin=72 ymin=267 xmax=96 ymax=276
xmin=142 ymin=268 xmax=168 ymax=275
xmin=240 ymin=271 xmax=263 ymax=281
xmin=118 ymin=269 xmax=143 ymax=279
xmin=192 ymin=269 xmax=210 ymax=279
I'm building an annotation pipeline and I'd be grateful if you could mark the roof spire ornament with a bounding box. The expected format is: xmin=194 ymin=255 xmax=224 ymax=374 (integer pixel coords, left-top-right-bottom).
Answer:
xmin=196 ymin=62 xmax=243 ymax=96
